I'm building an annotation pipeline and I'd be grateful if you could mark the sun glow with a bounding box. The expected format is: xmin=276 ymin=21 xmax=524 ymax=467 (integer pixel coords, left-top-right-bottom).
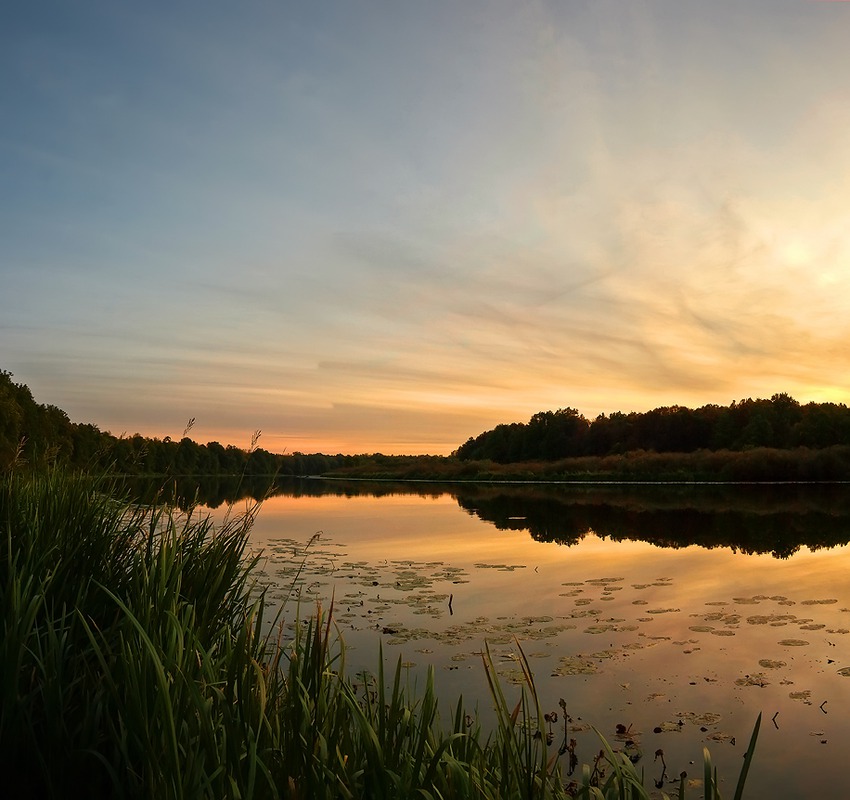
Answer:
xmin=5 ymin=2 xmax=850 ymax=453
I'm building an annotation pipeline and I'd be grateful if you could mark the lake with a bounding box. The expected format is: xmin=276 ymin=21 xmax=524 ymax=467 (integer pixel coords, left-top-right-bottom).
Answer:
xmin=210 ymin=479 xmax=850 ymax=798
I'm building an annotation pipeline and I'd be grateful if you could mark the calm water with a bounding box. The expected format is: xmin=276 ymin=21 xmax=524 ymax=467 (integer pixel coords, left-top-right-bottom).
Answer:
xmin=214 ymin=480 xmax=850 ymax=798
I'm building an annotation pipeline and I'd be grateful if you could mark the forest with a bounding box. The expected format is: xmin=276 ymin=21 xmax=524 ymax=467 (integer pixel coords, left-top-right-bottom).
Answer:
xmin=0 ymin=370 xmax=350 ymax=476
xmin=455 ymin=394 xmax=850 ymax=462
xmin=4 ymin=369 xmax=850 ymax=482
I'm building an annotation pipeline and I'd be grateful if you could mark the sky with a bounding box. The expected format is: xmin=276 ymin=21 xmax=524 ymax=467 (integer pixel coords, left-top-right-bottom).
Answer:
xmin=3 ymin=1 xmax=850 ymax=455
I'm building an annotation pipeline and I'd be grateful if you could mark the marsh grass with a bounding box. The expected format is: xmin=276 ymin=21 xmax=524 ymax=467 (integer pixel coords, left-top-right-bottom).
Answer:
xmin=0 ymin=469 xmax=758 ymax=799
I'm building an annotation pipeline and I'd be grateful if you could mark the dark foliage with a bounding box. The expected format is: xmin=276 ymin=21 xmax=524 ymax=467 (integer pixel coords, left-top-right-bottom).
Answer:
xmin=451 ymin=483 xmax=850 ymax=559
xmin=0 ymin=370 xmax=372 ymax=476
xmin=4 ymin=370 xmax=850 ymax=483
xmin=455 ymin=393 xmax=850 ymax=462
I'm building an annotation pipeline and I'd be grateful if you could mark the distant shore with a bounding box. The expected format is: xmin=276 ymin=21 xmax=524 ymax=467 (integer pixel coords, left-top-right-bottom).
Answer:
xmin=320 ymin=444 xmax=850 ymax=484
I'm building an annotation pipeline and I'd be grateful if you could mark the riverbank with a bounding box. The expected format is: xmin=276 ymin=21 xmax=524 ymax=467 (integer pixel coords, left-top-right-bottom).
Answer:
xmin=321 ymin=445 xmax=850 ymax=483
xmin=0 ymin=469 xmax=757 ymax=799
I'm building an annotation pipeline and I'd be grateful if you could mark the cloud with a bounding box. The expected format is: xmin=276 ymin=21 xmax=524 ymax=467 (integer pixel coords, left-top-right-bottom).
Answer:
xmin=4 ymin=1 xmax=850 ymax=453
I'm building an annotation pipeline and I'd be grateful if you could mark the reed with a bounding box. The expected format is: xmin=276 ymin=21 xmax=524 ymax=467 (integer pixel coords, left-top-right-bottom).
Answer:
xmin=0 ymin=469 xmax=758 ymax=799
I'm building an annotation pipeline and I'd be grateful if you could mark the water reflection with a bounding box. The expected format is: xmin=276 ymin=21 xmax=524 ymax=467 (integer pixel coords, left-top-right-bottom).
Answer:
xmin=130 ymin=475 xmax=850 ymax=558
xmin=130 ymin=476 xmax=850 ymax=796
xmin=452 ymin=484 xmax=850 ymax=558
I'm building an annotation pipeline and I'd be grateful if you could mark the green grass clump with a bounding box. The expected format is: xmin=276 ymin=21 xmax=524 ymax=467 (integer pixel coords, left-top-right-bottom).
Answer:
xmin=0 ymin=469 xmax=759 ymax=799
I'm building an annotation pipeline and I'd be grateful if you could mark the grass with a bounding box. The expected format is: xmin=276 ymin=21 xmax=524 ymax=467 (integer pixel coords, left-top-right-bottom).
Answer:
xmin=0 ymin=469 xmax=759 ymax=799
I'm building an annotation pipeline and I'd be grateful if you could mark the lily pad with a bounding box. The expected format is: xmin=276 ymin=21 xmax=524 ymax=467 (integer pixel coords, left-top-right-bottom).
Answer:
xmin=552 ymin=656 xmax=598 ymax=676
xmin=735 ymin=673 xmax=769 ymax=687
xmin=584 ymin=623 xmax=624 ymax=634
xmin=678 ymin=711 xmax=722 ymax=726
xmin=654 ymin=721 xmax=683 ymax=733
xmin=747 ymin=614 xmax=796 ymax=626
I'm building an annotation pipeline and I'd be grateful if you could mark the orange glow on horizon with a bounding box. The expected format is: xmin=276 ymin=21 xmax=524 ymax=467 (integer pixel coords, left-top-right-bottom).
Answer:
xmin=93 ymin=378 xmax=850 ymax=458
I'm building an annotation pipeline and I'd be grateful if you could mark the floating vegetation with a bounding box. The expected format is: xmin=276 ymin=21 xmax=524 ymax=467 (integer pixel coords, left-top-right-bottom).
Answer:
xmin=678 ymin=711 xmax=723 ymax=727
xmin=551 ymin=655 xmax=599 ymax=676
xmin=789 ymin=690 xmax=813 ymax=703
xmin=385 ymin=627 xmax=436 ymax=645
xmin=654 ymin=721 xmax=684 ymax=733
xmin=584 ymin=622 xmax=638 ymax=635
xmin=699 ymin=611 xmax=740 ymax=625
xmin=250 ymin=520 xmax=847 ymax=797
xmin=735 ymin=673 xmax=769 ymax=687
xmin=706 ymin=732 xmax=735 ymax=743
xmin=632 ymin=578 xmax=674 ymax=590
xmin=746 ymin=613 xmax=797 ymax=626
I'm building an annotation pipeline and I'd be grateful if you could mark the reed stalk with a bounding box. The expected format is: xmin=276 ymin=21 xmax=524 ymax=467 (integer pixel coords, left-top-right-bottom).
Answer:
xmin=0 ymin=468 xmax=759 ymax=799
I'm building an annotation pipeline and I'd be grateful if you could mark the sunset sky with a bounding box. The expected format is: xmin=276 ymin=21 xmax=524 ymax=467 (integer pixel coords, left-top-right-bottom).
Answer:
xmin=3 ymin=1 xmax=850 ymax=455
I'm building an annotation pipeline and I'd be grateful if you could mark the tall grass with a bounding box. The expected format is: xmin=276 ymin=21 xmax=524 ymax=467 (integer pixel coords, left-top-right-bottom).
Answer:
xmin=0 ymin=469 xmax=759 ymax=799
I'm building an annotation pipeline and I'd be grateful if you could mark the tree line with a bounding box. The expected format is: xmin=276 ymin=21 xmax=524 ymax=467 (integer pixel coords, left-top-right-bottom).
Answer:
xmin=0 ymin=370 xmax=358 ymax=476
xmin=5 ymin=369 xmax=850 ymax=479
xmin=454 ymin=393 xmax=850 ymax=463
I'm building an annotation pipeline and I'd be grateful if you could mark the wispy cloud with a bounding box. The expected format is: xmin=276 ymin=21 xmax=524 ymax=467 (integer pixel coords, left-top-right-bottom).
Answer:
xmin=3 ymin=1 xmax=850 ymax=452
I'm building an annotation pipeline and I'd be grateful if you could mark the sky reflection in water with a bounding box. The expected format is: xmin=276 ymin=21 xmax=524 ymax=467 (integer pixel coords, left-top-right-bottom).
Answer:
xmin=226 ymin=485 xmax=850 ymax=798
